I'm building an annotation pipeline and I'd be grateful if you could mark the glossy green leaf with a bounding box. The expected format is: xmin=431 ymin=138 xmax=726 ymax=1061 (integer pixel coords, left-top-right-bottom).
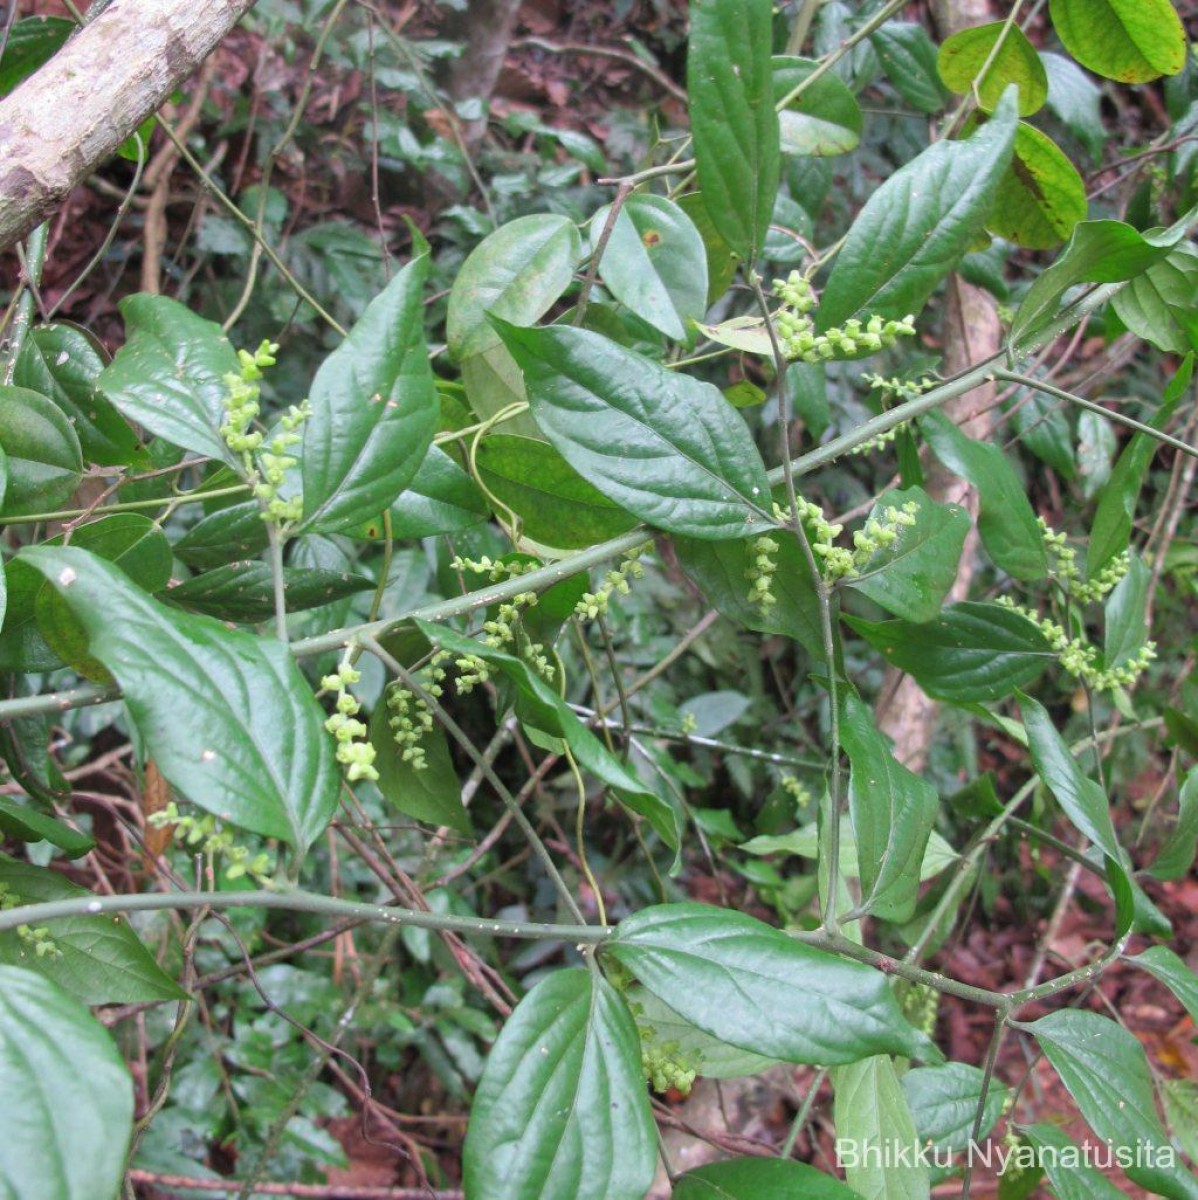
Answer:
xmin=847 ymin=486 xmax=970 ymax=623
xmin=415 ymin=621 xmax=680 ymax=849
xmin=1088 ymin=356 xmax=1189 ymax=577
xmin=0 ymin=555 xmax=61 ymax=672
xmin=1103 ymin=550 xmax=1148 ymax=668
xmin=301 ymin=254 xmax=438 ymax=533
xmin=0 ymin=855 xmax=185 ymax=1003
xmin=986 ymin=122 xmax=1087 ymax=250
xmin=1011 ymin=218 xmax=1189 ymax=350
xmin=674 ymin=1159 xmax=861 ymax=1199
xmin=1049 ymin=0 xmax=1186 ymax=83
xmin=834 ymin=1055 xmax=930 ymax=1200
xmin=675 ymin=531 xmax=825 ymax=662
xmin=494 ymin=321 xmax=774 ymax=539
xmin=1150 ymin=765 xmax=1198 ymax=880
xmin=625 ymin=985 xmax=779 ymax=1080
xmin=474 ymin=434 xmax=638 ymax=549
xmin=0 ymin=386 xmax=82 ymax=517
xmin=0 ymin=16 xmax=73 ymax=95
xmin=774 ymin=56 xmax=862 ymax=157
xmin=903 ymin=1062 xmax=1008 ymax=1154
xmin=369 ymin=702 xmax=470 ymax=834
xmin=1126 ymin=945 xmax=1198 ymax=1024
xmin=13 ymin=324 xmax=138 ymax=466
xmin=818 ymin=90 xmax=1017 ymax=328
xmin=605 ymin=902 xmax=938 ymax=1064
xmin=1162 ymin=1081 xmax=1198 ymax=1165
xmin=98 ymin=294 xmax=240 ymax=463
xmin=447 ymin=214 xmax=582 ymax=362
xmin=676 ymin=192 xmax=741 ymax=305
xmin=870 ymin=22 xmax=948 ymax=115
xmin=1019 ymin=693 xmax=1127 ymax=891
xmin=938 ymin=23 xmax=1047 ymax=115
xmin=841 ymin=693 xmax=939 ymax=923
xmin=462 ymin=967 xmax=656 ymax=1200
xmin=1017 ymin=1009 xmax=1198 ymax=1199
xmin=1041 ymin=52 xmax=1106 ymax=161
xmin=591 ymin=194 xmax=708 ymax=340
xmin=166 ymin=563 xmax=372 ymax=624
xmin=0 ymin=966 xmax=133 ymax=1200
xmin=1021 ymin=1124 xmax=1129 ymax=1200
xmin=0 ymin=797 xmax=92 ymax=857
xmin=378 ymin=445 xmax=488 ymax=540
xmin=25 ymin=546 xmax=340 ymax=852
xmin=687 ymin=0 xmax=780 ymax=258
xmin=459 ymin=341 xmax=541 ymax=437
xmin=921 ymin=411 xmax=1047 ymax=581
xmin=174 ymin=501 xmax=271 ymax=570
xmin=845 ymin=602 xmax=1052 ymax=703
xmin=1111 ymin=243 xmax=1198 ymax=354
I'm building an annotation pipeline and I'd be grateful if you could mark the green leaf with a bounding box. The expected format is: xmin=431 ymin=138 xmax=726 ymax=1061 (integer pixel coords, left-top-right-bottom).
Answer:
xmin=474 ymin=434 xmax=638 ymax=550
xmin=166 ymin=563 xmax=372 ymax=624
xmin=462 ymin=968 xmax=656 ymax=1200
xmin=845 ymin=602 xmax=1053 ymax=703
xmin=591 ymin=194 xmax=708 ymax=340
xmin=870 ymin=22 xmax=949 ymax=115
xmin=687 ymin=0 xmax=780 ymax=258
xmin=0 ymin=386 xmax=82 ymax=517
xmin=985 ymin=122 xmax=1087 ymax=250
xmin=1019 ymin=693 xmax=1128 ymax=902
xmin=13 ymin=324 xmax=139 ymax=466
xmin=604 ymin=902 xmax=938 ymax=1065
xmin=1088 ymin=355 xmax=1189 ymax=577
xmin=378 ymin=445 xmax=488 ymax=540
xmin=370 ymin=704 xmax=471 ymax=835
xmin=447 ymin=214 xmax=583 ymax=363
xmin=173 ymin=501 xmax=271 ymax=570
xmin=0 ymin=796 xmax=92 ymax=857
xmin=1162 ymin=1081 xmax=1198 ymax=1165
xmin=774 ymin=56 xmax=862 ymax=157
xmin=1021 ymin=1124 xmax=1129 ymax=1200
xmin=833 ymin=1055 xmax=930 ymax=1200
xmin=903 ymin=1062 xmax=1008 ymax=1154
xmin=674 ymin=1159 xmax=861 ymax=1199
xmin=818 ymin=90 xmax=1017 ymax=328
xmin=1016 ymin=1009 xmax=1198 ymax=1199
xmin=0 ymin=855 xmax=185 ymax=1003
xmin=847 ymin=487 xmax=970 ymax=623
xmin=494 ymin=321 xmax=774 ymax=540
xmin=1111 ymin=243 xmax=1198 ymax=354
xmin=1041 ymin=52 xmax=1106 ymax=161
xmin=0 ymin=16 xmax=73 ymax=96
xmin=624 ymin=985 xmax=779 ymax=1079
xmin=676 ymin=192 xmax=742 ymax=305
xmin=0 ymin=966 xmax=133 ymax=1200
xmin=921 ymin=410 xmax=1047 ymax=580
xmin=25 ymin=546 xmax=340 ymax=853
xmin=1048 ymin=0 xmax=1186 ymax=83
xmin=841 ymin=694 xmax=939 ymax=923
xmin=1011 ymin=218 xmax=1189 ymax=350
xmin=98 ymin=294 xmax=240 ymax=463
xmin=1103 ymin=550 xmax=1148 ymax=668
xmin=1150 ymin=765 xmax=1198 ymax=880
xmin=1008 ymin=382 xmax=1075 ymax=480
xmin=938 ymin=23 xmax=1048 ymax=116
xmin=301 ymin=255 xmax=438 ymax=533
xmin=1125 ymin=945 xmax=1198 ymax=1025
xmin=415 ymin=620 xmax=681 ymax=850
xmin=675 ymin=531 xmax=825 ymax=662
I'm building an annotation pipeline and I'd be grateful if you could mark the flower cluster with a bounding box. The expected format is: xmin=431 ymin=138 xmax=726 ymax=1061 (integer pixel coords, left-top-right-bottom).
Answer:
xmin=779 ymin=773 xmax=813 ymax=809
xmin=782 ymin=498 xmax=919 ymax=581
xmin=0 ymin=882 xmax=62 ymax=958
xmin=1040 ymin=520 xmax=1130 ymax=604
xmin=385 ymin=655 xmax=447 ymax=772
xmin=322 ymin=660 xmax=379 ymax=783
xmin=848 ymin=373 xmax=936 ymax=456
xmin=629 ymin=1000 xmax=702 ymax=1096
xmin=219 ymin=340 xmax=311 ymax=528
xmin=745 ymin=535 xmax=780 ymax=612
xmin=575 ymin=542 xmax=653 ymax=620
xmin=450 ymin=556 xmax=550 ymax=687
xmin=771 ymin=272 xmax=917 ymax=364
xmin=146 ymin=802 xmax=274 ymax=882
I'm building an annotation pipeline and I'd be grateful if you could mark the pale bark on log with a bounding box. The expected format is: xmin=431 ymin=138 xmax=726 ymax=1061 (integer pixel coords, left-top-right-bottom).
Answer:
xmin=0 ymin=0 xmax=257 ymax=255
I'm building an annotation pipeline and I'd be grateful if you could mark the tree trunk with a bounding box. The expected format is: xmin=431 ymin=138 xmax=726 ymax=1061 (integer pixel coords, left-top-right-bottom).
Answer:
xmin=0 ymin=0 xmax=257 ymax=254
xmin=445 ymin=0 xmax=522 ymax=152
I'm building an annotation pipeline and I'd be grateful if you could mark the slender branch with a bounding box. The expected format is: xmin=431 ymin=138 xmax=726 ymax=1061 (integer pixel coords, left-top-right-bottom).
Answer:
xmin=2 ymin=223 xmax=48 ymax=384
